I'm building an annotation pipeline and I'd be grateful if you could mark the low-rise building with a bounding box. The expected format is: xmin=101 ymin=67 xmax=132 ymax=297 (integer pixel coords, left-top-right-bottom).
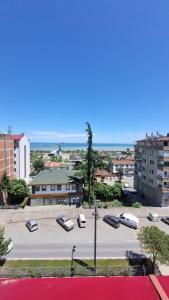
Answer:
xmin=29 ymin=169 xmax=83 ymax=206
xmin=95 ymin=170 xmax=116 ymax=185
xmin=108 ymin=159 xmax=134 ymax=175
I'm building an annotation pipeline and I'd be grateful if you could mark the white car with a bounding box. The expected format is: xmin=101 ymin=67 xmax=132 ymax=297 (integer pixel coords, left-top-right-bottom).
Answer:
xmin=26 ymin=220 xmax=38 ymax=232
xmin=57 ymin=214 xmax=74 ymax=231
xmin=6 ymin=241 xmax=13 ymax=254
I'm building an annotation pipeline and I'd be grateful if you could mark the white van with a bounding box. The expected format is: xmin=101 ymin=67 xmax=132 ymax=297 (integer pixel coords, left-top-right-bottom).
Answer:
xmin=78 ymin=214 xmax=86 ymax=228
xmin=148 ymin=212 xmax=159 ymax=222
xmin=119 ymin=213 xmax=139 ymax=229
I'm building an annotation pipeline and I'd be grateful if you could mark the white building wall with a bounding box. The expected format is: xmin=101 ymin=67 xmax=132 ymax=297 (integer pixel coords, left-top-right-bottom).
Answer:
xmin=14 ymin=135 xmax=30 ymax=184
xmin=33 ymin=184 xmax=76 ymax=195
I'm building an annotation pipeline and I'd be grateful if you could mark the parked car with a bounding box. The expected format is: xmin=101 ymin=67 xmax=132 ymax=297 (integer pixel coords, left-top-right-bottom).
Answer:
xmin=103 ymin=215 xmax=120 ymax=228
xmin=77 ymin=214 xmax=86 ymax=228
xmin=148 ymin=212 xmax=159 ymax=222
xmin=118 ymin=213 xmax=139 ymax=229
xmin=26 ymin=220 xmax=38 ymax=232
xmin=57 ymin=214 xmax=74 ymax=231
xmin=161 ymin=216 xmax=169 ymax=225
xmin=6 ymin=240 xmax=13 ymax=254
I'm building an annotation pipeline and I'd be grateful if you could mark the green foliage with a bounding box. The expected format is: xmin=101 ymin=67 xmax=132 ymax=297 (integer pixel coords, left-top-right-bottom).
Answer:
xmin=0 ymin=173 xmax=10 ymax=205
xmin=132 ymin=202 xmax=142 ymax=208
xmin=33 ymin=157 xmax=45 ymax=174
xmin=137 ymin=226 xmax=169 ymax=273
xmin=85 ymin=122 xmax=96 ymax=203
xmin=83 ymin=202 xmax=90 ymax=209
xmin=0 ymin=226 xmax=11 ymax=257
xmin=8 ymin=180 xmax=30 ymax=204
xmin=94 ymin=182 xmax=122 ymax=202
xmin=113 ymin=183 xmax=122 ymax=199
xmin=111 ymin=199 xmax=123 ymax=207
xmin=51 ymin=156 xmax=62 ymax=162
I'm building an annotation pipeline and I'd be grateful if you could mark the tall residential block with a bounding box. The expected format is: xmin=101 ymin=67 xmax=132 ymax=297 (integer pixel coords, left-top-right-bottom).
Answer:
xmin=134 ymin=133 xmax=169 ymax=206
xmin=11 ymin=133 xmax=30 ymax=184
xmin=0 ymin=134 xmax=14 ymax=180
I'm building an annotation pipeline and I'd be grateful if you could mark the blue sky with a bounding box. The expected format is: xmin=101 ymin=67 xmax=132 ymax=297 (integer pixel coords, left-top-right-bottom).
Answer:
xmin=0 ymin=0 xmax=169 ymax=143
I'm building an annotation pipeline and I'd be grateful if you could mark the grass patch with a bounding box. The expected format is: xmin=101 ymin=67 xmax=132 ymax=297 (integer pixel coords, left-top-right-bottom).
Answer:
xmin=4 ymin=259 xmax=128 ymax=268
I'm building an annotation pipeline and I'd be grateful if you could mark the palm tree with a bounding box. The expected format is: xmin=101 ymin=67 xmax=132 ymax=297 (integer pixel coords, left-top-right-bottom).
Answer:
xmin=0 ymin=173 xmax=10 ymax=205
xmin=85 ymin=122 xmax=95 ymax=204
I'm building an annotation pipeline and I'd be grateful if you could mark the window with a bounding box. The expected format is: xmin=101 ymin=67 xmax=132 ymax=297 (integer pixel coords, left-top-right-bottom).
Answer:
xmin=164 ymin=141 xmax=168 ymax=146
xmin=71 ymin=184 xmax=76 ymax=190
xmin=66 ymin=184 xmax=70 ymax=190
xmin=57 ymin=185 xmax=62 ymax=191
xmin=150 ymin=150 xmax=154 ymax=155
xmin=50 ymin=185 xmax=55 ymax=191
xmin=164 ymin=182 xmax=167 ymax=186
xmin=42 ymin=185 xmax=46 ymax=191
xmin=35 ymin=186 xmax=40 ymax=192
xmin=149 ymin=178 xmax=154 ymax=184
xmin=14 ymin=168 xmax=16 ymax=172
xmin=150 ymin=160 xmax=154 ymax=165
xmin=14 ymin=153 xmax=16 ymax=158
xmin=14 ymin=161 xmax=16 ymax=165
xmin=164 ymin=171 xmax=167 ymax=176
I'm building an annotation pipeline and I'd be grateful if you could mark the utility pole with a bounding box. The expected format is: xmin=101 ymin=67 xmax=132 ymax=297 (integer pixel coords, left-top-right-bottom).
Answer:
xmin=93 ymin=198 xmax=98 ymax=274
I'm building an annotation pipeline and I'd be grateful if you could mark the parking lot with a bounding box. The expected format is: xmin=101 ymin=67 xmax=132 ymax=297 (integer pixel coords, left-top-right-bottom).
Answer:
xmin=2 ymin=205 xmax=169 ymax=259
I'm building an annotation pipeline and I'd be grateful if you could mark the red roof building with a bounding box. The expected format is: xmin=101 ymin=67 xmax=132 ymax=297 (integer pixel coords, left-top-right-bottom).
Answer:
xmin=0 ymin=276 xmax=169 ymax=300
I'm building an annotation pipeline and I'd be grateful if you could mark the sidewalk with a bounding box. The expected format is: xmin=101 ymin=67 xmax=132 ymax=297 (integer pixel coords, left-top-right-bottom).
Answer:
xmin=1 ymin=205 xmax=169 ymax=225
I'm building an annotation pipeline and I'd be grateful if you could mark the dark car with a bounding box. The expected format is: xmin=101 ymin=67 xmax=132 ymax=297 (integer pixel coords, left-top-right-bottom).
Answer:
xmin=103 ymin=215 xmax=120 ymax=228
xmin=161 ymin=216 xmax=169 ymax=225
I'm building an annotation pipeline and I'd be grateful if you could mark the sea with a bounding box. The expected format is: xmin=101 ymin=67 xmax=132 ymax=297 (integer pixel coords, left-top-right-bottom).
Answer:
xmin=31 ymin=143 xmax=134 ymax=151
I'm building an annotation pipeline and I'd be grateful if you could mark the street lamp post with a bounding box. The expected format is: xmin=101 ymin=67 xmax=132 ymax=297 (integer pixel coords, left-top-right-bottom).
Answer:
xmin=93 ymin=198 xmax=98 ymax=274
xmin=71 ymin=245 xmax=76 ymax=276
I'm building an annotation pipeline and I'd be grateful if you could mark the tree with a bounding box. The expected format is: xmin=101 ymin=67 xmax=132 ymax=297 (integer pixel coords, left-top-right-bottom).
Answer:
xmin=33 ymin=157 xmax=45 ymax=174
xmin=8 ymin=179 xmax=30 ymax=204
xmin=85 ymin=122 xmax=96 ymax=204
xmin=117 ymin=167 xmax=123 ymax=183
xmin=0 ymin=226 xmax=11 ymax=259
xmin=0 ymin=173 xmax=10 ymax=205
xmin=137 ymin=226 xmax=169 ymax=273
xmin=113 ymin=183 xmax=122 ymax=199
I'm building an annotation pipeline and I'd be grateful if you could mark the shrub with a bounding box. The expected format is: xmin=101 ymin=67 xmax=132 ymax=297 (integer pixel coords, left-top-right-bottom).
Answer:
xmin=97 ymin=202 xmax=103 ymax=209
xmin=83 ymin=202 xmax=90 ymax=209
xmin=111 ymin=200 xmax=123 ymax=207
xmin=103 ymin=202 xmax=108 ymax=209
xmin=132 ymin=202 xmax=142 ymax=208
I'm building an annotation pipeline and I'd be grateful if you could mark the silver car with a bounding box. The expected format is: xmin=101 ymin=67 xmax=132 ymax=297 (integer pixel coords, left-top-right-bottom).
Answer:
xmin=26 ymin=220 xmax=38 ymax=232
xmin=57 ymin=214 xmax=74 ymax=231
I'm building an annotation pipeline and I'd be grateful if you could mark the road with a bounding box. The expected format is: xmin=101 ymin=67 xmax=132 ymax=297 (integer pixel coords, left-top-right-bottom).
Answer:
xmin=6 ymin=240 xmax=139 ymax=259
xmin=3 ymin=206 xmax=169 ymax=259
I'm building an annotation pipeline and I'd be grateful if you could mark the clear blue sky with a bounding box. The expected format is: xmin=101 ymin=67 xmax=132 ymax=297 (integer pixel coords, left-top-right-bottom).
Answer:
xmin=0 ymin=0 xmax=169 ymax=143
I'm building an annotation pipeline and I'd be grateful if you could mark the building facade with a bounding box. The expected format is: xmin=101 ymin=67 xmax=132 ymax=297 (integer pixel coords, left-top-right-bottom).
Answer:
xmin=134 ymin=134 xmax=169 ymax=206
xmin=0 ymin=134 xmax=14 ymax=180
xmin=30 ymin=169 xmax=83 ymax=206
xmin=11 ymin=134 xmax=30 ymax=184
xmin=108 ymin=159 xmax=134 ymax=175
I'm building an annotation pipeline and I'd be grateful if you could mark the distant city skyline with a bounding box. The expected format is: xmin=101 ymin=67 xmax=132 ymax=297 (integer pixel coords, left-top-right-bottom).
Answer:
xmin=0 ymin=0 xmax=169 ymax=142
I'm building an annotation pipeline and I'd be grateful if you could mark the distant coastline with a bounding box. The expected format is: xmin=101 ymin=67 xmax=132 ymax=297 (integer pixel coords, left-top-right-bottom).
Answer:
xmin=31 ymin=143 xmax=134 ymax=151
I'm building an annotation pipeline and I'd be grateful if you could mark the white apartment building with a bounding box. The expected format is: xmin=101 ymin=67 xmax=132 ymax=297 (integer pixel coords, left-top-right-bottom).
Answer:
xmin=108 ymin=159 xmax=134 ymax=175
xmin=11 ymin=134 xmax=30 ymax=184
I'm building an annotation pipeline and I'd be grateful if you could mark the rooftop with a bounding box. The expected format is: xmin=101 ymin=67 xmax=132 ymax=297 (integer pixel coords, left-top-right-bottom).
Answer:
xmin=30 ymin=169 xmax=82 ymax=185
xmin=111 ymin=160 xmax=134 ymax=165
xmin=0 ymin=276 xmax=169 ymax=300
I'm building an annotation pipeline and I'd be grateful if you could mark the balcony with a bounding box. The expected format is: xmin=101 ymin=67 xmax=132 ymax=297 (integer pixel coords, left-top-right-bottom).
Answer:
xmin=157 ymin=175 xmax=169 ymax=180
xmin=159 ymin=184 xmax=169 ymax=190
